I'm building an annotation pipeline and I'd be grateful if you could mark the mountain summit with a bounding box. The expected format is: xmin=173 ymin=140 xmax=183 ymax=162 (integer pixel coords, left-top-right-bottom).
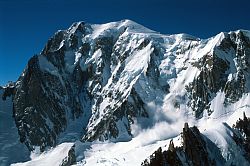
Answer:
xmin=1 ymin=20 xmax=250 ymax=165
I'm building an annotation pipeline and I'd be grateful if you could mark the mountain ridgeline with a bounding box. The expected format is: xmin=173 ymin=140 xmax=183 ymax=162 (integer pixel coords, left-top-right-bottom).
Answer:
xmin=1 ymin=20 xmax=250 ymax=165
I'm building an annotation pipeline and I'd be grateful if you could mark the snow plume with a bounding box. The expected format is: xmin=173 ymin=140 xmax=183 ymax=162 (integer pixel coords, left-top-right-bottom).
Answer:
xmin=131 ymin=101 xmax=195 ymax=147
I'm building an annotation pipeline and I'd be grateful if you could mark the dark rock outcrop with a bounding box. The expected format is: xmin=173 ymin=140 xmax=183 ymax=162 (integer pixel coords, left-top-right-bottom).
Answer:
xmin=13 ymin=23 xmax=92 ymax=151
xmin=233 ymin=112 xmax=250 ymax=162
xmin=60 ymin=145 xmax=76 ymax=166
xmin=2 ymin=82 xmax=15 ymax=100
xmin=182 ymin=123 xmax=214 ymax=165
xmin=141 ymin=146 xmax=182 ymax=166
xmin=142 ymin=123 xmax=224 ymax=166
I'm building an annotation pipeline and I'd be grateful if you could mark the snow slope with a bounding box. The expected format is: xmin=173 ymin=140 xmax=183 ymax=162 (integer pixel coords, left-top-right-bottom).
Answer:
xmin=14 ymin=105 xmax=249 ymax=166
xmin=12 ymin=143 xmax=74 ymax=166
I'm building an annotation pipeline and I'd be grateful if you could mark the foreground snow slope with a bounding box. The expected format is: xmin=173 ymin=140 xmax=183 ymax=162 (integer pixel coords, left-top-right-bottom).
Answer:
xmin=12 ymin=143 xmax=74 ymax=166
xmin=13 ymin=104 xmax=249 ymax=166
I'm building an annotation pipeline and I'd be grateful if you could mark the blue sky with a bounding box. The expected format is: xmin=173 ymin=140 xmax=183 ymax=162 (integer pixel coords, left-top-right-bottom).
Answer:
xmin=0 ymin=0 xmax=250 ymax=85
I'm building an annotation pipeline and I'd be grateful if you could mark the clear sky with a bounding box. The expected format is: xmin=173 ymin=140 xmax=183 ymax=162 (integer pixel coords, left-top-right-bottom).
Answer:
xmin=0 ymin=0 xmax=250 ymax=85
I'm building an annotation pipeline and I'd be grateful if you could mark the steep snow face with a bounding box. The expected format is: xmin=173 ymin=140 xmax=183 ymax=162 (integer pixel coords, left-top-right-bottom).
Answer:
xmin=10 ymin=19 xmax=250 ymax=165
xmin=0 ymin=88 xmax=30 ymax=165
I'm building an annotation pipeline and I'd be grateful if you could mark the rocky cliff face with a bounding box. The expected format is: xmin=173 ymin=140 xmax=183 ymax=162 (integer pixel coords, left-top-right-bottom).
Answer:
xmin=233 ymin=112 xmax=250 ymax=162
xmin=142 ymin=123 xmax=226 ymax=166
xmin=186 ymin=31 xmax=250 ymax=118
xmin=3 ymin=20 xmax=250 ymax=162
xmin=142 ymin=115 xmax=250 ymax=166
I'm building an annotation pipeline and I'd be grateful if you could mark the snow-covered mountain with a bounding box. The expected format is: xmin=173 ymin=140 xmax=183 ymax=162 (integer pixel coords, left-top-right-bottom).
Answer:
xmin=1 ymin=19 xmax=250 ymax=165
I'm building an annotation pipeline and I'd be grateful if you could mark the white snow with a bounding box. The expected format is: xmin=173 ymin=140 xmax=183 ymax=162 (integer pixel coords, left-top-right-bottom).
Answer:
xmin=199 ymin=116 xmax=249 ymax=165
xmin=73 ymin=139 xmax=170 ymax=166
xmin=85 ymin=49 xmax=102 ymax=65
xmin=75 ymin=52 xmax=82 ymax=64
xmin=90 ymin=19 xmax=155 ymax=39
xmin=91 ymin=22 xmax=120 ymax=39
xmin=123 ymin=42 xmax=152 ymax=73
xmin=68 ymin=22 xmax=83 ymax=34
xmin=87 ymin=42 xmax=154 ymax=132
xmin=72 ymin=105 xmax=190 ymax=166
xmin=73 ymin=97 xmax=196 ymax=166
xmin=12 ymin=143 xmax=74 ymax=166
xmin=207 ymin=92 xmax=250 ymax=126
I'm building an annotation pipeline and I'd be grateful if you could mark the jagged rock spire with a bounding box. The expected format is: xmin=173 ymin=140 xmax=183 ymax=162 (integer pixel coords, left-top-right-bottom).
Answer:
xmin=168 ymin=139 xmax=175 ymax=152
xmin=184 ymin=122 xmax=189 ymax=132
xmin=243 ymin=111 xmax=247 ymax=121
